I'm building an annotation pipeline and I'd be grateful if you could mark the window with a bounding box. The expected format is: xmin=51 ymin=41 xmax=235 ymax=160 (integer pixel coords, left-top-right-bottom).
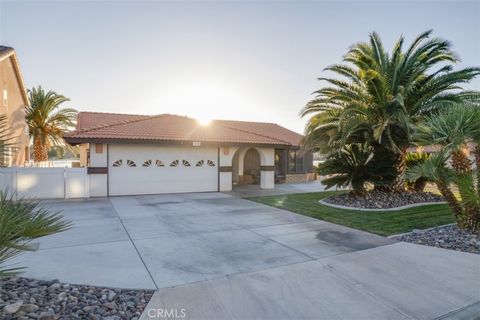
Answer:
xmin=296 ymin=154 xmax=304 ymax=172
xmin=143 ymin=160 xmax=152 ymax=167
xmin=195 ymin=160 xmax=204 ymax=167
xmin=156 ymin=160 xmax=165 ymax=167
xmin=288 ymin=151 xmax=296 ymax=172
xmin=207 ymin=160 xmax=215 ymax=167
xmin=112 ymin=160 xmax=123 ymax=167
xmin=170 ymin=160 xmax=179 ymax=167
xmin=182 ymin=160 xmax=191 ymax=167
xmin=288 ymin=150 xmax=304 ymax=173
xmin=127 ymin=160 xmax=136 ymax=167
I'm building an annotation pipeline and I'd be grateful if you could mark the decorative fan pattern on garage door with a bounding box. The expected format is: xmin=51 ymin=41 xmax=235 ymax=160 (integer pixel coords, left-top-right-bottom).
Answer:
xmin=112 ymin=160 xmax=123 ymax=167
xmin=142 ymin=160 xmax=152 ymax=167
xmin=115 ymin=159 xmax=216 ymax=168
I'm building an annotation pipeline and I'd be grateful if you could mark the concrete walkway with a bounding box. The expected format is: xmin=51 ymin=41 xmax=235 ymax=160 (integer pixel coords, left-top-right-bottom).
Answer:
xmin=141 ymin=243 xmax=480 ymax=320
xmin=226 ymin=181 xmax=328 ymax=197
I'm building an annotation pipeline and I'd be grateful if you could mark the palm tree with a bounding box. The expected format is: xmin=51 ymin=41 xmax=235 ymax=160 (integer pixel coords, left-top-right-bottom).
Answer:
xmin=303 ymin=30 xmax=480 ymax=191
xmin=409 ymin=105 xmax=480 ymax=232
xmin=26 ymin=86 xmax=77 ymax=162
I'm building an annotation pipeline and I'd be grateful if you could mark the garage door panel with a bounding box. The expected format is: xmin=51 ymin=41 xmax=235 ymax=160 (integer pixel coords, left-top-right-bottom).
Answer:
xmin=108 ymin=145 xmax=218 ymax=196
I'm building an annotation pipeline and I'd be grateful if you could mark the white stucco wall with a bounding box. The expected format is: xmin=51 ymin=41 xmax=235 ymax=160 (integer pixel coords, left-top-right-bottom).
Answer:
xmin=260 ymin=171 xmax=275 ymax=189
xmin=89 ymin=174 xmax=108 ymax=197
xmin=218 ymin=146 xmax=239 ymax=191
xmin=90 ymin=143 xmax=107 ymax=167
xmin=219 ymin=172 xmax=232 ymax=191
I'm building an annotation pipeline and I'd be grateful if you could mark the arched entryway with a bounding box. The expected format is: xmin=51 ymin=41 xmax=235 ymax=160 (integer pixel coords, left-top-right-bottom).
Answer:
xmin=232 ymin=147 xmax=261 ymax=186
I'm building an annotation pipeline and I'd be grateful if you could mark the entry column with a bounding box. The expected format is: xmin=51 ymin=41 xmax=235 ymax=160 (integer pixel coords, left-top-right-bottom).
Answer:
xmin=256 ymin=147 xmax=275 ymax=189
xmin=218 ymin=146 xmax=238 ymax=191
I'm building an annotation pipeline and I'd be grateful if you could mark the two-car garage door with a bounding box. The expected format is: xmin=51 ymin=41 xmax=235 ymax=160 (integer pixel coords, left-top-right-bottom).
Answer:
xmin=108 ymin=144 xmax=218 ymax=196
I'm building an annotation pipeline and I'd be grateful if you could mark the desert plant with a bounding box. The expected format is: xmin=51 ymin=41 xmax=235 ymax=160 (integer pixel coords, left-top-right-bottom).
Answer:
xmin=318 ymin=143 xmax=396 ymax=194
xmin=409 ymin=105 xmax=480 ymax=232
xmin=0 ymin=191 xmax=71 ymax=276
xmin=303 ymin=30 xmax=480 ymax=191
xmin=405 ymin=152 xmax=430 ymax=191
xmin=26 ymin=86 xmax=77 ymax=162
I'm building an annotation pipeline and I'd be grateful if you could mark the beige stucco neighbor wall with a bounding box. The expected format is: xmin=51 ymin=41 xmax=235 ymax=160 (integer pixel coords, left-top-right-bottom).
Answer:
xmin=0 ymin=54 xmax=29 ymax=166
xmin=285 ymin=173 xmax=316 ymax=184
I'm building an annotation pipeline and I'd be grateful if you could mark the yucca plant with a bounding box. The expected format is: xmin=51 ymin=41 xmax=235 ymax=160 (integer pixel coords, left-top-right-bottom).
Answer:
xmin=303 ymin=30 xmax=480 ymax=191
xmin=0 ymin=191 xmax=71 ymax=276
xmin=409 ymin=105 xmax=480 ymax=232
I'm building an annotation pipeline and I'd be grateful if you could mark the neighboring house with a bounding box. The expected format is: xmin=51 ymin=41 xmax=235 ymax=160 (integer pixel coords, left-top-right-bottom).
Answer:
xmin=64 ymin=112 xmax=315 ymax=196
xmin=0 ymin=46 xmax=29 ymax=166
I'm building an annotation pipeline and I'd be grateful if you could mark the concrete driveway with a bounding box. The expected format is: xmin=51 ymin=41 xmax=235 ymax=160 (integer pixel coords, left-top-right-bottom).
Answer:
xmin=11 ymin=192 xmax=479 ymax=319
xmin=12 ymin=192 xmax=393 ymax=290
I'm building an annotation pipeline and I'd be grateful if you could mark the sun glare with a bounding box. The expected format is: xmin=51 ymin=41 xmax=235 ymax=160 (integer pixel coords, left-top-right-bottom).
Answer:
xmin=196 ymin=116 xmax=212 ymax=126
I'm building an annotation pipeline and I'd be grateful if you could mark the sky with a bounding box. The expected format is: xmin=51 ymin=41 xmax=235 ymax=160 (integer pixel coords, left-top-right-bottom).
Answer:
xmin=1 ymin=0 xmax=479 ymax=133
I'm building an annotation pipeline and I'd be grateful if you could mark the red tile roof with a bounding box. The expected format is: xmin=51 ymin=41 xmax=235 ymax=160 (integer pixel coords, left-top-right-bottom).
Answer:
xmin=65 ymin=112 xmax=304 ymax=147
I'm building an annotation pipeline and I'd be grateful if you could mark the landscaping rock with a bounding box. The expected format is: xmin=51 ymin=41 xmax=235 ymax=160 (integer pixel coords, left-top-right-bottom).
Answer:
xmin=3 ymin=300 xmax=23 ymax=314
xmin=391 ymin=224 xmax=480 ymax=254
xmin=0 ymin=277 xmax=154 ymax=320
xmin=323 ymin=190 xmax=444 ymax=209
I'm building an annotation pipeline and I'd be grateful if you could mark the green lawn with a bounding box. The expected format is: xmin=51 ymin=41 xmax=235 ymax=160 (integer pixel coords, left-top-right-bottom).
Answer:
xmin=248 ymin=191 xmax=454 ymax=236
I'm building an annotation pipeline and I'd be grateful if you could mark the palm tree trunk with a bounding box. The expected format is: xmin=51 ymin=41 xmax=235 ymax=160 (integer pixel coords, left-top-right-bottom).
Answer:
xmin=33 ymin=137 xmax=48 ymax=162
xmin=475 ymin=144 xmax=480 ymax=194
xmin=451 ymin=148 xmax=472 ymax=174
xmin=451 ymin=147 xmax=479 ymax=231
xmin=436 ymin=181 xmax=462 ymax=219
xmin=392 ymin=147 xmax=407 ymax=192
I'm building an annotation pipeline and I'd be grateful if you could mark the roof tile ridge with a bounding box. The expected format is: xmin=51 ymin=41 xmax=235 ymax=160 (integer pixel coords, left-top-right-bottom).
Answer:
xmin=215 ymin=119 xmax=277 ymax=125
xmin=68 ymin=113 xmax=165 ymax=135
xmin=217 ymin=122 xmax=291 ymax=145
xmin=80 ymin=111 xmax=150 ymax=116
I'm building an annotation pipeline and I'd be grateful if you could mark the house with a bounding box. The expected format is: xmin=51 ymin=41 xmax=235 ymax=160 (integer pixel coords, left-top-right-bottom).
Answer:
xmin=64 ymin=112 xmax=315 ymax=196
xmin=0 ymin=46 xmax=29 ymax=166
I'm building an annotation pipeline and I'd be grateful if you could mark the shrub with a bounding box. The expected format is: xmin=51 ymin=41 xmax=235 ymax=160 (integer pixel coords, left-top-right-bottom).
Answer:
xmin=405 ymin=152 xmax=430 ymax=191
xmin=318 ymin=143 xmax=396 ymax=194
xmin=0 ymin=191 xmax=71 ymax=276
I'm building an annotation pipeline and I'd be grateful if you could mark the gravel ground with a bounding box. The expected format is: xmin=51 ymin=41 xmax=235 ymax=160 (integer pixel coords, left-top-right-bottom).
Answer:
xmin=391 ymin=224 xmax=480 ymax=254
xmin=0 ymin=277 xmax=154 ymax=320
xmin=323 ymin=190 xmax=445 ymax=209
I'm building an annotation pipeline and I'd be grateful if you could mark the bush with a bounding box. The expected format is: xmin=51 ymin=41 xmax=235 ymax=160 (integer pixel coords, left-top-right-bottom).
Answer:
xmin=318 ymin=143 xmax=396 ymax=194
xmin=405 ymin=152 xmax=430 ymax=191
xmin=0 ymin=191 xmax=71 ymax=276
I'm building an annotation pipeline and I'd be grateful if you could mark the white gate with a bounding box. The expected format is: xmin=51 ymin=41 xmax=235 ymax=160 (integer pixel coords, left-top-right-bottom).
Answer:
xmin=0 ymin=167 xmax=90 ymax=199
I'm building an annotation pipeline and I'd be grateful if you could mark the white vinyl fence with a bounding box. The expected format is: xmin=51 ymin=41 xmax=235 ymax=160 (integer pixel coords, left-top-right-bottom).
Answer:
xmin=0 ymin=167 xmax=90 ymax=199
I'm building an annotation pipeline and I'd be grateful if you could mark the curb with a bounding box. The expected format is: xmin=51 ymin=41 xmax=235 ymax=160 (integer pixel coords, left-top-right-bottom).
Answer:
xmin=387 ymin=223 xmax=456 ymax=239
xmin=318 ymin=199 xmax=447 ymax=212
